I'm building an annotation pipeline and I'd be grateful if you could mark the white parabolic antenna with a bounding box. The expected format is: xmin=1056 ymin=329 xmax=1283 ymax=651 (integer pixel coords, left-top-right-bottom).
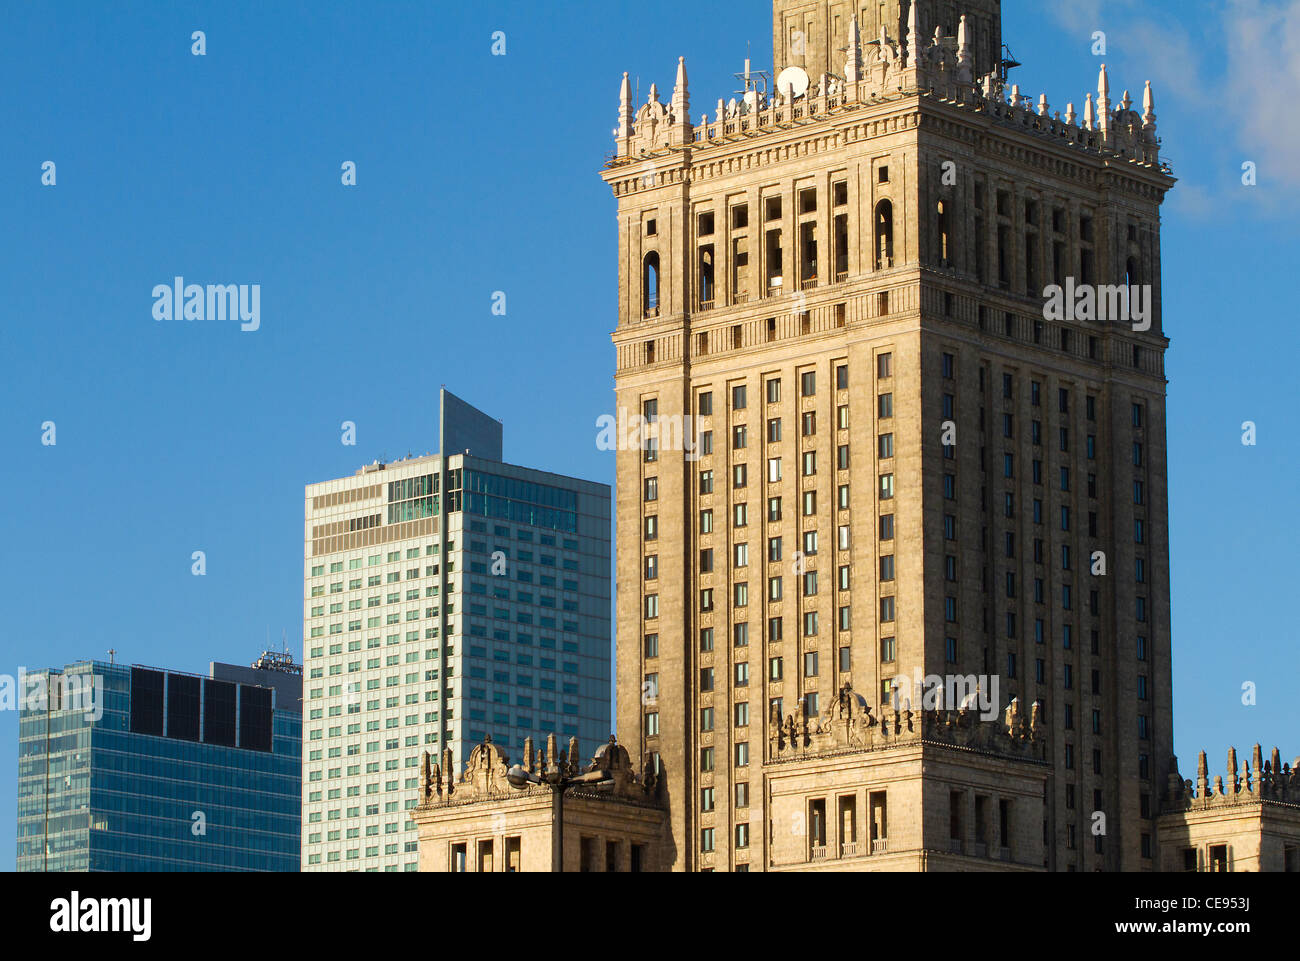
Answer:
xmin=776 ymin=66 xmax=810 ymax=100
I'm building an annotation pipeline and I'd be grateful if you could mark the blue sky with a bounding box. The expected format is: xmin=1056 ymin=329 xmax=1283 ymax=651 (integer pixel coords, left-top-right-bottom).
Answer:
xmin=1 ymin=0 xmax=1295 ymax=867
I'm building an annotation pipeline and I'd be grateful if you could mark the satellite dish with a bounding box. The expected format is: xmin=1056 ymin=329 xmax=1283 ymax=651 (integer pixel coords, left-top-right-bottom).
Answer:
xmin=776 ymin=66 xmax=810 ymax=100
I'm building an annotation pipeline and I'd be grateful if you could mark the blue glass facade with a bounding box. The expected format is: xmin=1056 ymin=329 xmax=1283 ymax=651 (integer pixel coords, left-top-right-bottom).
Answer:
xmin=455 ymin=458 xmax=612 ymax=763
xmin=17 ymin=661 xmax=301 ymax=872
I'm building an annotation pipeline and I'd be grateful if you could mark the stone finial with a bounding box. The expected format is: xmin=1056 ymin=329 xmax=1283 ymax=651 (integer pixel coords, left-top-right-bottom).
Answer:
xmin=523 ymin=736 xmax=534 ymax=773
xmin=1038 ymin=94 xmax=1050 ymax=116
xmin=1142 ymin=80 xmax=1156 ymax=126
xmin=420 ymin=751 xmax=431 ymax=799
xmin=1121 ymin=89 xmax=1132 ymax=112
xmin=906 ymin=0 xmax=921 ymax=68
xmin=956 ymin=15 xmax=973 ymax=81
xmin=546 ymin=732 xmax=558 ymax=774
xmin=670 ymin=57 xmax=690 ymax=144
xmin=1083 ymin=93 xmax=1095 ymax=130
xmin=1010 ymin=83 xmax=1021 ymax=108
xmin=567 ymin=735 xmax=580 ymax=775
xmin=1029 ymin=699 xmax=1045 ymax=736
xmin=1065 ymin=102 xmax=1077 ymax=126
xmin=1003 ymin=697 xmax=1021 ymax=736
xmin=1213 ymin=774 xmax=1225 ymax=796
xmin=618 ymin=72 xmax=632 ymax=133
xmin=672 ymin=57 xmax=689 ymax=113
xmin=1197 ymin=750 xmax=1209 ymax=796
xmin=1227 ymin=747 xmax=1239 ymax=792
xmin=1271 ymin=747 xmax=1283 ymax=784
xmin=845 ymin=14 xmax=863 ymax=82
xmin=716 ymin=97 xmax=725 ymax=124
xmin=1097 ymin=64 xmax=1111 ymax=135
xmin=1166 ymin=756 xmax=1183 ymax=802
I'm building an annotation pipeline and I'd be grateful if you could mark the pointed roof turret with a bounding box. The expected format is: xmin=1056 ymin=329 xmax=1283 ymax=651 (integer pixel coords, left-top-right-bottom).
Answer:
xmin=906 ymin=0 xmax=922 ymax=68
xmin=671 ymin=57 xmax=689 ymax=118
xmin=1097 ymin=63 xmax=1112 ymax=135
xmin=845 ymin=14 xmax=863 ymax=82
xmin=617 ymin=72 xmax=633 ymax=146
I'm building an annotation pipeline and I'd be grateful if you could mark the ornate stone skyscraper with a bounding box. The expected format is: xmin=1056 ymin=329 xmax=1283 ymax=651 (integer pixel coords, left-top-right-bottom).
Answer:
xmin=773 ymin=0 xmax=1003 ymax=82
xmin=602 ymin=0 xmax=1174 ymax=871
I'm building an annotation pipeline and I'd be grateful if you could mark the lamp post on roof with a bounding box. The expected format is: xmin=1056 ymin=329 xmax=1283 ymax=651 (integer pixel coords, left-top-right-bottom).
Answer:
xmin=506 ymin=734 xmax=615 ymax=872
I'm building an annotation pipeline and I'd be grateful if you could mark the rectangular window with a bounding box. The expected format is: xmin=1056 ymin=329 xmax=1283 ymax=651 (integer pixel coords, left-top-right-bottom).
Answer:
xmin=881 ymin=636 xmax=896 ymax=663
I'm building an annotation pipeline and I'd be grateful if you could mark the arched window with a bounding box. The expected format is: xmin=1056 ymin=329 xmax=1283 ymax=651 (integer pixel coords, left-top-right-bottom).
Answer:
xmin=875 ymin=200 xmax=894 ymax=270
xmin=643 ymin=252 xmax=660 ymax=318
xmin=698 ymin=247 xmax=715 ymax=308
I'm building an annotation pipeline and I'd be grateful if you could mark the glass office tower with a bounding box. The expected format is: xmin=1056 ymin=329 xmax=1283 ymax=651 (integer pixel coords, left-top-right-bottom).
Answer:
xmin=16 ymin=655 xmax=301 ymax=871
xmin=301 ymin=389 xmax=612 ymax=871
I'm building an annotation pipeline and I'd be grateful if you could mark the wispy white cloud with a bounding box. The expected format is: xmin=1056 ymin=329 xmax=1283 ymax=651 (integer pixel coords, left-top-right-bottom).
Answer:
xmin=1048 ymin=0 xmax=1203 ymax=104
xmin=1164 ymin=181 xmax=1216 ymax=219
xmin=1223 ymin=0 xmax=1300 ymax=188
xmin=1048 ymin=0 xmax=1300 ymax=204
xmin=1048 ymin=0 xmax=1137 ymax=34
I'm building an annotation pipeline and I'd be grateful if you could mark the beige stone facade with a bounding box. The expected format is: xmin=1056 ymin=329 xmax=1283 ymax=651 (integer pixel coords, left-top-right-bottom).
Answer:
xmin=763 ymin=696 xmax=1049 ymax=871
xmin=1157 ymin=746 xmax=1300 ymax=873
xmin=602 ymin=0 xmax=1175 ymax=872
xmin=772 ymin=0 xmax=1003 ymax=84
xmin=409 ymin=0 xmax=1295 ymax=875
xmin=412 ymin=736 xmax=666 ymax=872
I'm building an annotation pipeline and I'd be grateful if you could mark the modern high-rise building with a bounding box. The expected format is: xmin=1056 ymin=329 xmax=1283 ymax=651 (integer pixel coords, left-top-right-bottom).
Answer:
xmin=16 ymin=654 xmax=302 ymax=872
xmin=603 ymin=0 xmax=1175 ymax=870
xmin=301 ymin=389 xmax=612 ymax=871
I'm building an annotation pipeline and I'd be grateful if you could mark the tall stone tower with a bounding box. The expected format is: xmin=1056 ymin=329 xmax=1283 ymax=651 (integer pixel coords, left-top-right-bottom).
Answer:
xmin=773 ymin=0 xmax=1002 ymax=83
xmin=602 ymin=0 xmax=1174 ymax=871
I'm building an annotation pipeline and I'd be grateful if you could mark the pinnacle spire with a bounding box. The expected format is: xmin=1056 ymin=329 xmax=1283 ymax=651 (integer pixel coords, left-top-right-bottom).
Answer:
xmin=845 ymin=14 xmax=863 ymax=82
xmin=907 ymin=0 xmax=921 ymax=67
xmin=617 ymin=72 xmax=633 ymax=143
xmin=672 ymin=56 xmax=689 ymax=113
xmin=1096 ymin=64 xmax=1111 ymax=135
